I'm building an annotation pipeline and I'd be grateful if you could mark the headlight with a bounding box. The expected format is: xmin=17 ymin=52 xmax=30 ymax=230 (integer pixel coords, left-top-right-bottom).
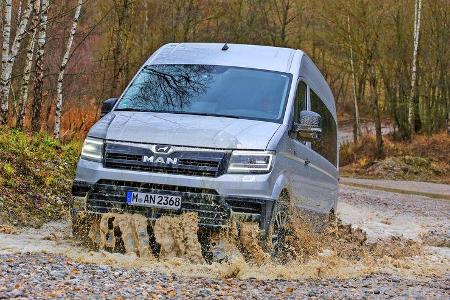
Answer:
xmin=227 ymin=151 xmax=274 ymax=174
xmin=81 ymin=137 xmax=104 ymax=162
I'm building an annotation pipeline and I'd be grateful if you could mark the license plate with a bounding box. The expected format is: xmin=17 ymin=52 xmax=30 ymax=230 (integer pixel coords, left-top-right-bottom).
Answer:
xmin=126 ymin=191 xmax=181 ymax=210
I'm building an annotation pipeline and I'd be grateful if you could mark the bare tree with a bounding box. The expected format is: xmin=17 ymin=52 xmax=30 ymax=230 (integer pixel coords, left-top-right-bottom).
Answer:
xmin=268 ymin=0 xmax=296 ymax=46
xmin=109 ymin=0 xmax=134 ymax=96
xmin=0 ymin=0 xmax=33 ymax=125
xmin=31 ymin=0 xmax=49 ymax=132
xmin=407 ymin=0 xmax=422 ymax=137
xmin=347 ymin=14 xmax=361 ymax=143
xmin=369 ymin=63 xmax=383 ymax=158
xmin=17 ymin=0 xmax=41 ymax=129
xmin=54 ymin=0 xmax=82 ymax=138
xmin=0 ymin=0 xmax=12 ymax=125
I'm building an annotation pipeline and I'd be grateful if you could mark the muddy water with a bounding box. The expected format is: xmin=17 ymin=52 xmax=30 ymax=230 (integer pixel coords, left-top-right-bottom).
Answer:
xmin=0 ymin=211 xmax=449 ymax=281
xmin=90 ymin=213 xmax=154 ymax=259
xmin=238 ymin=222 xmax=268 ymax=264
xmin=153 ymin=213 xmax=204 ymax=263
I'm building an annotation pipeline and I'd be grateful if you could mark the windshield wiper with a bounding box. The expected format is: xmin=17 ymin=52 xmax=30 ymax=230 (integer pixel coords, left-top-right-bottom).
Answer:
xmin=114 ymin=108 xmax=150 ymax=112
xmin=114 ymin=109 xmax=244 ymax=120
xmin=165 ymin=111 xmax=244 ymax=119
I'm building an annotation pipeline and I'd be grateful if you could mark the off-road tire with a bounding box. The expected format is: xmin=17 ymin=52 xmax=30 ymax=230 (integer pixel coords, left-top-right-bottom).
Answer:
xmin=266 ymin=190 xmax=291 ymax=259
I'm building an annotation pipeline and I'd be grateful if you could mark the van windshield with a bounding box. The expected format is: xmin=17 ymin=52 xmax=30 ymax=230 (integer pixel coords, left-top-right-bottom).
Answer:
xmin=116 ymin=64 xmax=292 ymax=123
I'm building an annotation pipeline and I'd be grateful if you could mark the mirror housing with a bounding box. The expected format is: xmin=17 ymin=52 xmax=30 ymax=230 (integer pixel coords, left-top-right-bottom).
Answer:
xmin=294 ymin=110 xmax=322 ymax=142
xmin=100 ymin=98 xmax=118 ymax=117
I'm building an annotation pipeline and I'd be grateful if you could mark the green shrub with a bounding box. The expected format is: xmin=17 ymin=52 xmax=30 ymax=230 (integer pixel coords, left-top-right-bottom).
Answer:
xmin=0 ymin=126 xmax=82 ymax=227
xmin=2 ymin=163 xmax=15 ymax=177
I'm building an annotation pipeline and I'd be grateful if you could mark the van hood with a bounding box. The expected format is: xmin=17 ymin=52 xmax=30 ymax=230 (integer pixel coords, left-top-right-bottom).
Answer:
xmin=89 ymin=112 xmax=281 ymax=150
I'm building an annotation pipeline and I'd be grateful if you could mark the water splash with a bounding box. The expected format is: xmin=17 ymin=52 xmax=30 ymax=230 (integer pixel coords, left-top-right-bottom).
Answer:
xmin=0 ymin=212 xmax=448 ymax=281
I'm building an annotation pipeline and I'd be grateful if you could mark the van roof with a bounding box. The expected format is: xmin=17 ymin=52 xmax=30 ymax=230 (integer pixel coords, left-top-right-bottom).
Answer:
xmin=147 ymin=43 xmax=297 ymax=73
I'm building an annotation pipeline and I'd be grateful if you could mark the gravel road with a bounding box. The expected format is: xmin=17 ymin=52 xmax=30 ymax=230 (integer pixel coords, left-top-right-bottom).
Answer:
xmin=1 ymin=253 xmax=448 ymax=299
xmin=338 ymin=185 xmax=450 ymax=244
xmin=0 ymin=184 xmax=449 ymax=299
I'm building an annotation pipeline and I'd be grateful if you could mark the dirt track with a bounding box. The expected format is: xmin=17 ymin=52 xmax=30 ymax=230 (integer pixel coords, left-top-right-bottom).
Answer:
xmin=0 ymin=183 xmax=449 ymax=299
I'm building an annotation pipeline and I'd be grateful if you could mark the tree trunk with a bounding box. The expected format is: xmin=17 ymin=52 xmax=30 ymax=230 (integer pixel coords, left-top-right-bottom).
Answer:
xmin=355 ymin=67 xmax=367 ymax=135
xmin=16 ymin=1 xmax=23 ymax=27
xmin=279 ymin=0 xmax=290 ymax=45
xmin=0 ymin=0 xmax=12 ymax=125
xmin=0 ymin=0 xmax=33 ymax=125
xmin=347 ymin=14 xmax=361 ymax=143
xmin=369 ymin=65 xmax=384 ymax=158
xmin=54 ymin=0 xmax=82 ymax=138
xmin=408 ymin=0 xmax=422 ymax=137
xmin=110 ymin=1 xmax=127 ymax=96
xmin=17 ymin=0 xmax=41 ymax=130
xmin=31 ymin=0 xmax=49 ymax=133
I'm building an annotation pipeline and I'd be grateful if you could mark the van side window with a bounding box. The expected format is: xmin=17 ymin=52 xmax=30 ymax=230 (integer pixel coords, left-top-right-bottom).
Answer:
xmin=294 ymin=81 xmax=307 ymax=123
xmin=311 ymin=90 xmax=337 ymax=166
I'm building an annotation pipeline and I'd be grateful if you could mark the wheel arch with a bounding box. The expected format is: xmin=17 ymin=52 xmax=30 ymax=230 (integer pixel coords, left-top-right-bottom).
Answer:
xmin=270 ymin=173 xmax=291 ymax=201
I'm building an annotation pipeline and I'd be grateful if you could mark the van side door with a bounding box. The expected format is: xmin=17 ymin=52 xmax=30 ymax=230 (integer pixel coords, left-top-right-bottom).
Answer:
xmin=304 ymin=89 xmax=339 ymax=213
xmin=287 ymin=80 xmax=321 ymax=212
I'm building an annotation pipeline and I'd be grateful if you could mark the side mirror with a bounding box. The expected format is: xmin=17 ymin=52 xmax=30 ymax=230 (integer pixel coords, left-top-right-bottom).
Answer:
xmin=100 ymin=98 xmax=118 ymax=117
xmin=295 ymin=110 xmax=322 ymax=142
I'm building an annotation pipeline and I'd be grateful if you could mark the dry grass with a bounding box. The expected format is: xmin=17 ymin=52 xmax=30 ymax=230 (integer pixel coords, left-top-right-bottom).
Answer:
xmin=11 ymin=99 xmax=100 ymax=141
xmin=47 ymin=100 xmax=100 ymax=141
xmin=340 ymin=132 xmax=450 ymax=183
xmin=61 ymin=104 xmax=99 ymax=141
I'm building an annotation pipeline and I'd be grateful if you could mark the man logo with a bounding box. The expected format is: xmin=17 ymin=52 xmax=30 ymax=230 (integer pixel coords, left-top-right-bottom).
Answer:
xmin=142 ymin=156 xmax=178 ymax=165
xmin=153 ymin=145 xmax=172 ymax=154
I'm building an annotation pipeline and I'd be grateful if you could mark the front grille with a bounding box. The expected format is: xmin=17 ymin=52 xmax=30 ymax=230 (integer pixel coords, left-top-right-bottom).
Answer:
xmin=97 ymin=180 xmax=218 ymax=194
xmin=104 ymin=143 xmax=229 ymax=177
xmin=86 ymin=180 xmax=230 ymax=227
xmin=106 ymin=153 xmax=141 ymax=161
xmin=226 ymin=199 xmax=262 ymax=215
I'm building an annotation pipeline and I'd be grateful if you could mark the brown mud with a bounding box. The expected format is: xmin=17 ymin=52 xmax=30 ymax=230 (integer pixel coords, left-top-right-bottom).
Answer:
xmin=238 ymin=222 xmax=268 ymax=264
xmin=0 ymin=211 xmax=448 ymax=281
xmin=0 ymin=224 xmax=18 ymax=234
xmin=153 ymin=213 xmax=204 ymax=264
xmin=89 ymin=213 xmax=154 ymax=259
xmin=88 ymin=212 xmax=205 ymax=263
xmin=71 ymin=211 xmax=447 ymax=281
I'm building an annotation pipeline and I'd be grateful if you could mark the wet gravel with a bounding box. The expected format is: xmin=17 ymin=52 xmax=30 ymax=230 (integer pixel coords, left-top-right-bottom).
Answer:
xmin=0 ymin=253 xmax=449 ymax=299
xmin=339 ymin=186 xmax=450 ymax=219
xmin=338 ymin=186 xmax=450 ymax=246
xmin=1 ymin=185 xmax=449 ymax=299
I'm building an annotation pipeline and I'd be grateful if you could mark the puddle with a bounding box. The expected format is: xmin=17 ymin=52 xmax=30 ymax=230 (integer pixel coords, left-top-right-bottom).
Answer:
xmin=0 ymin=211 xmax=449 ymax=281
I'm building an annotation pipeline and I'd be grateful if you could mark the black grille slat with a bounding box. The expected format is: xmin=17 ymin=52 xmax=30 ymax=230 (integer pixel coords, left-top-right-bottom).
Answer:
xmin=226 ymin=199 xmax=262 ymax=215
xmin=106 ymin=153 xmax=142 ymax=161
xmin=105 ymin=159 xmax=219 ymax=172
xmin=178 ymin=159 xmax=220 ymax=168
xmin=104 ymin=162 xmax=218 ymax=177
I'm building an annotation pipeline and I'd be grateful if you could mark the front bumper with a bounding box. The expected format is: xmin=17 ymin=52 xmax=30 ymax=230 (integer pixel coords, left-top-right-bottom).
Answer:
xmin=75 ymin=158 xmax=277 ymax=200
xmin=72 ymin=179 xmax=274 ymax=231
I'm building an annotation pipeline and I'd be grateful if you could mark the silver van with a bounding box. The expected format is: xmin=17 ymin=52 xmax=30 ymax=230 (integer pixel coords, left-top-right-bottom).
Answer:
xmin=71 ymin=43 xmax=338 ymax=253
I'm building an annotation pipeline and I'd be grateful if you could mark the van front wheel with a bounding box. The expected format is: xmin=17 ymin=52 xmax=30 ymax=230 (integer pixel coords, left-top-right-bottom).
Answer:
xmin=267 ymin=191 xmax=290 ymax=258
